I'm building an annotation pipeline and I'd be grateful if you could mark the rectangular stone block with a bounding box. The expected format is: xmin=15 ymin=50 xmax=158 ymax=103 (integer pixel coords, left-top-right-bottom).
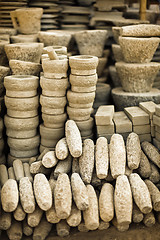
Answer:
xmin=133 ymin=124 xmax=151 ymax=135
xmin=153 ymin=138 xmax=160 ymax=150
xmin=151 ymin=125 xmax=155 ymax=138
xmin=155 ymin=105 xmax=160 ymax=117
xmin=95 ymin=105 xmax=115 ymax=126
xmin=155 ymin=131 xmax=160 ymax=142
xmin=155 ymin=125 xmax=160 ymax=133
xmin=139 ymin=101 xmax=156 ymax=120
xmin=113 ymin=111 xmax=132 ymax=133
xmin=97 ymin=133 xmax=112 ymax=143
xmin=138 ymin=134 xmax=151 ymax=143
xmin=153 ymin=115 xmax=160 ymax=127
xmin=96 ymin=120 xmax=115 ymax=135
xmin=124 ymin=106 xmax=149 ymax=126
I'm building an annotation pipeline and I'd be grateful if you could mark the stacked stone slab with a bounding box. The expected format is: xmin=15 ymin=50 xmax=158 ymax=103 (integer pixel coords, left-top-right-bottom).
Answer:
xmin=68 ymin=55 xmax=98 ymax=140
xmin=0 ymin=117 xmax=6 ymax=164
xmin=112 ymin=24 xmax=160 ymax=110
xmin=4 ymin=75 xmax=40 ymax=165
xmin=95 ymin=105 xmax=115 ymax=141
xmin=153 ymin=104 xmax=160 ymax=150
xmin=124 ymin=106 xmax=151 ymax=143
xmin=40 ymin=52 xmax=69 ymax=152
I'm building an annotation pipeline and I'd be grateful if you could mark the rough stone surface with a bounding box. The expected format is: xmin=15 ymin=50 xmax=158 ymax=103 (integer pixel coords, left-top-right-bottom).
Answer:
xmin=54 ymin=154 xmax=72 ymax=179
xmin=109 ymin=134 xmax=126 ymax=179
xmin=124 ymin=106 xmax=149 ymax=125
xmin=42 ymin=151 xmax=58 ymax=168
xmin=132 ymin=203 xmax=143 ymax=223
xmin=143 ymin=211 xmax=155 ymax=228
xmin=8 ymin=135 xmax=40 ymax=151
xmin=67 ymin=106 xmax=92 ymax=121
xmin=139 ymin=101 xmax=156 ymax=120
xmin=95 ymin=105 xmax=115 ymax=126
xmin=95 ymin=137 xmax=109 ymax=179
xmin=42 ymin=112 xmax=67 ymax=129
xmin=33 ymin=173 xmax=52 ymax=211
xmin=112 ymin=44 xmax=124 ymax=62
xmin=113 ymin=111 xmax=132 ymax=133
xmin=120 ymin=24 xmax=160 ymax=37
xmin=66 ymin=204 xmax=81 ymax=227
xmin=70 ymin=73 xmax=97 ymax=92
xmin=79 ymin=139 xmax=94 ymax=184
xmin=145 ymin=179 xmax=160 ymax=212
xmin=54 ymin=173 xmax=72 ymax=219
xmin=133 ymin=124 xmax=151 ymax=134
xmin=71 ymin=173 xmax=89 ymax=211
xmin=129 ymin=173 xmax=152 ymax=214
xmin=138 ymin=150 xmax=151 ymax=178
xmin=56 ymin=220 xmax=70 ymax=237
xmin=14 ymin=203 xmax=26 ymax=221
xmin=33 ymin=217 xmax=52 ymax=240
xmin=141 ymin=141 xmax=160 ymax=168
xmin=46 ymin=205 xmax=60 ymax=224
xmin=9 ymin=60 xmax=41 ymax=76
xmin=83 ymin=184 xmax=99 ymax=230
xmin=27 ymin=206 xmax=43 ymax=228
xmin=55 ymin=138 xmax=69 ymax=160
xmin=0 ymin=210 xmax=12 ymax=230
xmin=7 ymin=220 xmax=22 ymax=240
xmin=13 ymin=159 xmax=24 ymax=182
xmin=99 ymin=183 xmax=114 ymax=223
xmin=149 ymin=162 xmax=160 ymax=184
xmin=0 ymin=164 xmax=8 ymax=186
xmin=114 ymin=175 xmax=132 ymax=225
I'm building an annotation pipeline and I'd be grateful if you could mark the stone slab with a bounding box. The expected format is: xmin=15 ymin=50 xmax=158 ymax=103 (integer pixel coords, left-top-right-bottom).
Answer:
xmin=153 ymin=138 xmax=160 ymax=150
xmin=139 ymin=101 xmax=157 ymax=120
xmin=153 ymin=115 xmax=160 ymax=127
xmin=155 ymin=125 xmax=160 ymax=133
xmin=155 ymin=105 xmax=160 ymax=117
xmin=96 ymin=120 xmax=115 ymax=134
xmin=138 ymin=133 xmax=152 ymax=143
xmin=133 ymin=124 xmax=151 ymax=135
xmin=155 ymin=131 xmax=160 ymax=142
xmin=113 ymin=111 xmax=132 ymax=133
xmin=124 ymin=106 xmax=150 ymax=126
xmin=95 ymin=105 xmax=115 ymax=126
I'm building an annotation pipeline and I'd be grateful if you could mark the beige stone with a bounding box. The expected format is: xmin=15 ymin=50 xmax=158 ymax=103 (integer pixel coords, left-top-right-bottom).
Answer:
xmin=97 ymin=57 xmax=108 ymax=77
xmin=69 ymin=55 xmax=99 ymax=76
xmin=56 ymin=220 xmax=70 ymax=237
xmin=41 ymin=106 xmax=64 ymax=115
xmin=114 ymin=175 xmax=132 ymax=225
xmin=9 ymin=60 xmax=41 ymax=76
xmin=145 ymin=179 xmax=160 ymax=211
xmin=149 ymin=162 xmax=160 ymax=184
xmin=79 ymin=139 xmax=94 ymax=184
xmin=109 ymin=134 xmax=126 ymax=179
xmin=153 ymin=114 xmax=160 ymax=127
xmin=0 ymin=210 xmax=12 ymax=230
xmin=120 ymin=24 xmax=160 ymax=37
xmin=7 ymin=109 xmax=38 ymax=119
xmin=155 ymin=105 xmax=160 ymax=116
xmin=67 ymin=106 xmax=92 ymax=121
xmin=133 ymin=124 xmax=151 ymax=134
xmin=40 ymin=95 xmax=66 ymax=110
xmin=71 ymin=173 xmax=89 ymax=211
xmin=40 ymin=138 xmax=58 ymax=148
xmin=40 ymin=124 xmax=64 ymax=140
xmin=8 ymin=167 xmax=16 ymax=180
xmin=0 ymin=66 xmax=10 ymax=82
xmin=129 ymin=173 xmax=152 ymax=214
xmin=119 ymin=37 xmax=160 ymax=63
xmin=141 ymin=141 xmax=160 ymax=168
xmin=33 ymin=217 xmax=52 ymax=240
xmin=153 ymin=138 xmax=160 ymax=150
xmin=11 ymin=34 xmax=38 ymax=43
xmin=78 ymin=222 xmax=89 ymax=232
xmin=155 ymin=131 xmax=160 ymax=142
xmin=54 ymin=173 xmax=72 ymax=219
xmin=7 ymin=220 xmax=22 ymax=240
xmin=10 ymin=148 xmax=38 ymax=158
xmin=95 ymin=105 xmax=115 ymax=126
xmin=116 ymin=62 xmax=160 ymax=93
xmin=42 ymin=151 xmax=58 ymax=168
xmin=55 ymin=138 xmax=69 ymax=160
xmin=46 ymin=204 xmax=60 ymax=224
xmin=143 ymin=211 xmax=155 ymax=228
xmin=139 ymin=133 xmax=151 ymax=143
xmin=95 ymin=137 xmax=109 ymax=179
xmin=83 ymin=184 xmax=99 ymax=230
xmin=14 ymin=203 xmax=26 ymax=221
xmin=34 ymin=173 xmax=52 ymax=211
xmin=54 ymin=154 xmax=72 ymax=179
xmin=0 ymin=164 xmax=8 ymax=186
xmin=66 ymin=204 xmax=81 ymax=227
xmin=99 ymin=183 xmax=114 ymax=222
xmin=8 ymin=135 xmax=40 ymax=151
xmin=96 ymin=120 xmax=114 ymax=135
xmin=112 ymin=26 xmax=121 ymax=44
xmin=1 ymin=179 xmax=19 ymax=212
xmin=112 ymin=44 xmax=124 ymax=62
xmin=138 ymin=150 xmax=151 ymax=178
xmin=139 ymin=101 xmax=156 ymax=120
xmin=124 ymin=106 xmax=149 ymax=125
xmin=5 ymin=43 xmax=44 ymax=63
xmin=72 ymin=158 xmax=80 ymax=174
xmin=6 ymin=129 xmax=37 ymax=139
xmin=27 ymin=206 xmax=43 ymax=228
xmin=23 ymin=163 xmax=33 ymax=183
xmin=13 ymin=159 xmax=24 ymax=182
xmin=43 ymin=46 xmax=67 ymax=55
xmin=98 ymin=221 xmax=110 ymax=231
xmin=42 ymin=112 xmax=67 ymax=129
xmin=23 ymin=219 xmax=33 ymax=237
xmin=67 ymin=90 xmax=95 ymax=105
xmin=132 ymin=203 xmax=143 ymax=223
xmin=113 ymin=111 xmax=132 ymax=133
xmin=65 ymin=120 xmax=82 ymax=158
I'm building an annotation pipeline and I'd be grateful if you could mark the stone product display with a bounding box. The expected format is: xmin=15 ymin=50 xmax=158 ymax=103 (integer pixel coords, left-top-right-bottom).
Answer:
xmin=4 ymin=75 xmax=40 ymax=164
xmin=0 ymin=119 xmax=160 ymax=239
xmin=124 ymin=106 xmax=151 ymax=143
xmin=95 ymin=105 xmax=115 ymax=141
xmin=68 ymin=55 xmax=98 ymax=139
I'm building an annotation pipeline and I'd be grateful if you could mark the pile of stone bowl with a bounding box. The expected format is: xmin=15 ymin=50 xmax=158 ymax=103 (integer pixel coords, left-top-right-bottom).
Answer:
xmin=111 ymin=24 xmax=160 ymax=110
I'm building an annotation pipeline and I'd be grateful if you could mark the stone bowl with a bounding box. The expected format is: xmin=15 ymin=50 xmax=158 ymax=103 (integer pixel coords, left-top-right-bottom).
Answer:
xmin=38 ymin=31 xmax=72 ymax=47
xmin=0 ymin=66 xmax=10 ymax=82
xmin=10 ymin=34 xmax=38 ymax=43
xmin=112 ymin=44 xmax=124 ymax=62
xmin=40 ymin=95 xmax=67 ymax=109
xmin=40 ymin=124 xmax=64 ymax=140
xmin=4 ymin=43 xmax=44 ymax=63
xmin=74 ymin=30 xmax=108 ymax=57
xmin=43 ymin=46 xmax=67 ymax=55
xmin=42 ymin=112 xmax=67 ymax=129
xmin=9 ymin=60 xmax=42 ymax=76
xmin=120 ymin=24 xmax=160 ymax=37
xmin=4 ymin=75 xmax=39 ymax=97
xmin=69 ymin=55 xmax=99 ymax=75
xmin=67 ymin=90 xmax=95 ymax=105
xmin=7 ymin=135 xmax=40 ymax=151
xmin=67 ymin=106 xmax=92 ymax=121
xmin=109 ymin=66 xmax=121 ymax=87
xmin=119 ymin=37 xmax=160 ymax=63
xmin=115 ymin=62 xmax=160 ymax=93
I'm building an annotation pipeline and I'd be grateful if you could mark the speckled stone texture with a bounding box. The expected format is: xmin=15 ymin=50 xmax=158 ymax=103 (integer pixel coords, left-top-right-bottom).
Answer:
xmin=116 ymin=62 xmax=160 ymax=93
xmin=1 ymin=179 xmax=19 ymax=212
xmin=79 ymin=139 xmax=94 ymax=184
xmin=65 ymin=120 xmax=82 ymax=158
xmin=66 ymin=204 xmax=81 ymax=227
xmin=33 ymin=173 xmax=52 ymax=211
xmin=83 ymin=184 xmax=99 ymax=230
xmin=55 ymin=138 xmax=69 ymax=160
xmin=112 ymin=87 xmax=160 ymax=111
xmin=54 ymin=154 xmax=72 ymax=179
xmin=54 ymin=173 xmax=72 ymax=219
xmin=126 ymin=133 xmax=141 ymax=170
xmin=141 ymin=141 xmax=160 ymax=168
xmin=132 ymin=203 xmax=143 ymax=223
xmin=14 ymin=203 xmax=26 ymax=222
xmin=5 ymin=43 xmax=44 ymax=63
xmin=149 ymin=162 xmax=160 ymax=184
xmin=70 ymin=74 xmax=97 ymax=93
xmin=56 ymin=220 xmax=70 ymax=237
xmin=112 ymin=44 xmax=124 ymax=62
xmin=109 ymin=134 xmax=126 ymax=179
xmin=0 ymin=66 xmax=10 ymax=82
xmin=120 ymin=24 xmax=160 ymax=37
xmin=138 ymin=150 xmax=151 ymax=178
xmin=119 ymin=37 xmax=160 ymax=63
xmin=71 ymin=173 xmax=89 ymax=211
xmin=145 ymin=179 xmax=160 ymax=211
xmin=42 ymin=151 xmax=58 ymax=168
xmin=129 ymin=173 xmax=152 ymax=214
xmin=46 ymin=205 xmax=60 ymax=224
xmin=9 ymin=60 xmax=41 ymax=76
xmin=74 ymin=30 xmax=108 ymax=57
xmin=42 ymin=112 xmax=67 ymax=129
xmin=99 ymin=183 xmax=114 ymax=223
xmin=33 ymin=217 xmax=52 ymax=240
xmin=27 ymin=206 xmax=43 ymax=228
xmin=95 ymin=137 xmax=109 ymax=179
xmin=114 ymin=175 xmax=132 ymax=225
xmin=143 ymin=211 xmax=155 ymax=228
xmin=0 ymin=210 xmax=12 ymax=230
xmin=7 ymin=220 xmax=22 ymax=240
xmin=13 ymin=159 xmax=24 ymax=182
